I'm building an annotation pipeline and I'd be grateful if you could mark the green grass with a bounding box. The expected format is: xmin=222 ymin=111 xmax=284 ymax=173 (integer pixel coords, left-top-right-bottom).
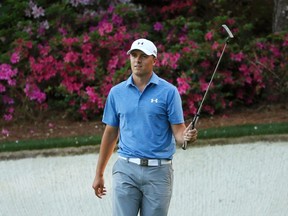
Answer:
xmin=0 ymin=135 xmax=102 ymax=153
xmin=199 ymin=122 xmax=288 ymax=139
xmin=0 ymin=122 xmax=287 ymax=153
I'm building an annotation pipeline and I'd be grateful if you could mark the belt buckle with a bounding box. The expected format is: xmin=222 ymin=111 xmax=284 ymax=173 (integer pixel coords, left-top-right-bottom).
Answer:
xmin=140 ymin=159 xmax=149 ymax=166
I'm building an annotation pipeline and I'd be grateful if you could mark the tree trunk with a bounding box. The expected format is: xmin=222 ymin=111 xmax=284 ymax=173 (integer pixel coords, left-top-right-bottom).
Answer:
xmin=273 ymin=0 xmax=288 ymax=32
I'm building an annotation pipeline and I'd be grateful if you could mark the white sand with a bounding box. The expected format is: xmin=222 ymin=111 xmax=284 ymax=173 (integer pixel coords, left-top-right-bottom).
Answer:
xmin=1 ymin=141 xmax=288 ymax=216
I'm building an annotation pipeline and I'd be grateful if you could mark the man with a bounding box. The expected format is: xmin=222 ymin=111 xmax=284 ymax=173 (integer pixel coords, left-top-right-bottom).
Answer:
xmin=92 ymin=38 xmax=197 ymax=216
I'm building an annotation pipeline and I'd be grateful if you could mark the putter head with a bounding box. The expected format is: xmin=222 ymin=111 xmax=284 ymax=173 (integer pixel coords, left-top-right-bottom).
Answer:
xmin=222 ymin=24 xmax=234 ymax=42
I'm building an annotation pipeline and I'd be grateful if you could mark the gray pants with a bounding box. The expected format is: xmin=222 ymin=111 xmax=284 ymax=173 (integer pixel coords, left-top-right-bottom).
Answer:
xmin=112 ymin=158 xmax=174 ymax=216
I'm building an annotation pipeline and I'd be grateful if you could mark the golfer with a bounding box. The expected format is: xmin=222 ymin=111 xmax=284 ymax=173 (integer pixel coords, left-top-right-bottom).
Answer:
xmin=92 ymin=38 xmax=197 ymax=216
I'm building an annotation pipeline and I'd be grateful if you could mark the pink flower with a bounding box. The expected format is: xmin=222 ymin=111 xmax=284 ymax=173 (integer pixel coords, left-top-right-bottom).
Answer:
xmin=283 ymin=35 xmax=288 ymax=46
xmin=98 ymin=20 xmax=113 ymax=36
xmin=269 ymin=45 xmax=281 ymax=57
xmin=236 ymin=89 xmax=244 ymax=99
xmin=38 ymin=20 xmax=49 ymax=35
xmin=61 ymin=77 xmax=83 ymax=93
xmin=203 ymin=105 xmax=215 ymax=115
xmin=154 ymin=22 xmax=163 ymax=31
xmin=211 ymin=41 xmax=219 ymax=50
xmin=179 ymin=35 xmax=187 ymax=44
xmin=64 ymin=51 xmax=79 ymax=63
xmin=159 ymin=52 xmax=180 ymax=69
xmin=239 ymin=64 xmax=250 ymax=76
xmin=10 ymin=52 xmax=20 ymax=64
xmin=187 ymin=98 xmax=197 ymax=115
xmin=83 ymin=33 xmax=90 ymax=43
xmin=81 ymin=67 xmax=95 ymax=80
xmin=182 ymin=47 xmax=191 ymax=53
xmin=192 ymin=94 xmax=203 ymax=102
xmin=200 ymin=79 xmax=209 ymax=92
xmin=86 ymin=86 xmax=98 ymax=103
xmin=101 ymin=76 xmax=113 ymax=97
xmin=24 ymin=83 xmax=46 ymax=103
xmin=245 ymin=76 xmax=252 ymax=84
xmin=256 ymin=42 xmax=266 ymax=50
xmin=2 ymin=109 xmax=14 ymax=122
xmin=0 ymin=83 xmax=6 ymax=92
xmin=8 ymin=107 xmax=14 ymax=113
xmin=0 ymin=64 xmax=18 ymax=84
xmin=25 ymin=8 xmax=32 ymax=17
xmin=2 ymin=95 xmax=14 ymax=104
xmin=170 ymin=53 xmax=181 ymax=69
xmin=62 ymin=37 xmax=79 ymax=47
xmin=112 ymin=14 xmax=123 ymax=26
xmin=177 ymin=77 xmax=190 ymax=95
xmin=1 ymin=129 xmax=9 ymax=136
xmin=23 ymin=26 xmax=33 ymax=35
xmin=222 ymin=71 xmax=234 ymax=84
xmin=3 ymin=114 xmax=12 ymax=121
xmin=80 ymin=103 xmax=88 ymax=111
xmin=38 ymin=44 xmax=51 ymax=56
xmin=226 ymin=19 xmax=235 ymax=26
xmin=81 ymin=43 xmax=92 ymax=53
xmin=69 ymin=100 xmax=76 ymax=106
xmin=8 ymin=79 xmax=16 ymax=86
xmin=96 ymin=96 xmax=104 ymax=109
xmin=81 ymin=53 xmax=96 ymax=65
xmin=58 ymin=27 xmax=67 ymax=36
xmin=210 ymin=93 xmax=217 ymax=101
xmin=31 ymin=5 xmax=45 ymax=18
xmin=258 ymin=57 xmax=275 ymax=70
xmin=26 ymin=41 xmax=33 ymax=49
xmin=70 ymin=0 xmax=92 ymax=7
xmin=70 ymin=0 xmax=79 ymax=7
xmin=29 ymin=56 xmax=57 ymax=82
xmin=40 ymin=20 xmax=49 ymax=30
xmin=231 ymin=52 xmax=244 ymax=62
xmin=200 ymin=60 xmax=210 ymax=69
xmin=205 ymin=31 xmax=213 ymax=41
xmin=107 ymin=55 xmax=119 ymax=73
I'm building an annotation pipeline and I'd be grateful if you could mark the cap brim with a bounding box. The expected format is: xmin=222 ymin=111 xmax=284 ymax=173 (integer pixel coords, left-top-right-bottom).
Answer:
xmin=127 ymin=48 xmax=156 ymax=57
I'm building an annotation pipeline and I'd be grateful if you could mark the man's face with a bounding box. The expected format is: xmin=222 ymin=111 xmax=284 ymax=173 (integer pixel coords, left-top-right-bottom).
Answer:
xmin=129 ymin=50 xmax=156 ymax=77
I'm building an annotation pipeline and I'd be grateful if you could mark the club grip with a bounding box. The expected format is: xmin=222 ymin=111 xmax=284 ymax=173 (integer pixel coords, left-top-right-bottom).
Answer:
xmin=182 ymin=114 xmax=199 ymax=150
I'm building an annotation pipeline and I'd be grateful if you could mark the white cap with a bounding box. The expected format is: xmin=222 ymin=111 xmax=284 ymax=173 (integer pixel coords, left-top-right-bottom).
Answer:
xmin=127 ymin=38 xmax=157 ymax=57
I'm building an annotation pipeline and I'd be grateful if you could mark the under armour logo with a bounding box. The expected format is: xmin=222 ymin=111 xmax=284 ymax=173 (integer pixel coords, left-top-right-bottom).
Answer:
xmin=138 ymin=42 xmax=144 ymax=45
xmin=151 ymin=98 xmax=158 ymax=103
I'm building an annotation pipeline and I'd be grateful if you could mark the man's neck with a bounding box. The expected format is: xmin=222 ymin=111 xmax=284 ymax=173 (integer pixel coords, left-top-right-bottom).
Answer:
xmin=132 ymin=73 xmax=153 ymax=92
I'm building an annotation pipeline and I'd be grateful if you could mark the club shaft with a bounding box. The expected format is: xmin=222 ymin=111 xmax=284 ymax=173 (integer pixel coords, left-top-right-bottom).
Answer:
xmin=196 ymin=43 xmax=227 ymax=116
xmin=182 ymin=42 xmax=228 ymax=150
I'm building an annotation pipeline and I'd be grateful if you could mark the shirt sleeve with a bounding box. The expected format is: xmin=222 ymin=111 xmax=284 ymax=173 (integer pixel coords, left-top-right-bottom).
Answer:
xmin=167 ymin=87 xmax=185 ymax=124
xmin=102 ymin=89 xmax=119 ymax=127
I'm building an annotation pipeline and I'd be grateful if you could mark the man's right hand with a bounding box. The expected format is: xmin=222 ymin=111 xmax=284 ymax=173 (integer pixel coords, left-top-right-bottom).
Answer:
xmin=92 ymin=175 xmax=106 ymax=198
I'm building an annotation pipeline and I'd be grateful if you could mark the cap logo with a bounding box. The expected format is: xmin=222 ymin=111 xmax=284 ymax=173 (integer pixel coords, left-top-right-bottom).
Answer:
xmin=127 ymin=39 xmax=157 ymax=57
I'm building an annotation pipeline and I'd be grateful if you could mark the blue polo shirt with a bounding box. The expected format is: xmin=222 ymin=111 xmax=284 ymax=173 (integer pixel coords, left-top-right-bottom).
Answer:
xmin=102 ymin=73 xmax=184 ymax=159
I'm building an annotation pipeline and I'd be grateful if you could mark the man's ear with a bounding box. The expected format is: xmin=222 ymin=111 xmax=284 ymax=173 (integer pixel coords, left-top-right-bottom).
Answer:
xmin=153 ymin=57 xmax=157 ymax=65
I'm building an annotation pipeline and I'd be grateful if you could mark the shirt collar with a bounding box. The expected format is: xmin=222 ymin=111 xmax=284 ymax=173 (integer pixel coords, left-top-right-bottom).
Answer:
xmin=126 ymin=72 xmax=159 ymax=87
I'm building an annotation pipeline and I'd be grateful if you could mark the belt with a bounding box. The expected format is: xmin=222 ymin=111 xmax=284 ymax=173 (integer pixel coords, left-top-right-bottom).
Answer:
xmin=119 ymin=156 xmax=172 ymax=166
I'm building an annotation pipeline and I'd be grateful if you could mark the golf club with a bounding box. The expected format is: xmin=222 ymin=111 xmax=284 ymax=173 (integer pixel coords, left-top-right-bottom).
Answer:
xmin=182 ymin=24 xmax=234 ymax=150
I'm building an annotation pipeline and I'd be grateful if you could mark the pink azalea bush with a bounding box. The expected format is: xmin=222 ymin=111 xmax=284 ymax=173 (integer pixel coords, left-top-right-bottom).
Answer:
xmin=0 ymin=0 xmax=287 ymax=122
